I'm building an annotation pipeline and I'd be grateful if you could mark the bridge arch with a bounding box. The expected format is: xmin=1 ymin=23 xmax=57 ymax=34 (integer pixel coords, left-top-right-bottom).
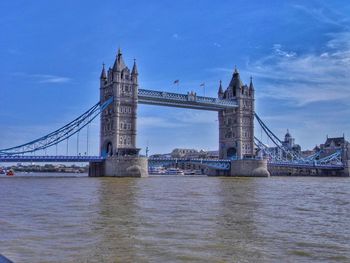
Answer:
xmin=227 ymin=147 xmax=237 ymax=159
xmin=102 ymin=141 xmax=113 ymax=157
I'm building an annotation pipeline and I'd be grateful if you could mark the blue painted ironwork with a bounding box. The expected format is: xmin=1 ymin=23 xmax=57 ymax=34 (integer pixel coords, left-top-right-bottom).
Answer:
xmin=148 ymin=157 xmax=231 ymax=170
xmin=0 ymin=98 xmax=113 ymax=156
xmin=0 ymin=155 xmax=105 ymax=163
xmin=254 ymin=114 xmax=344 ymax=169
xmin=268 ymin=162 xmax=344 ymax=170
xmin=255 ymin=113 xmax=302 ymax=161
xmin=138 ymin=89 xmax=238 ymax=111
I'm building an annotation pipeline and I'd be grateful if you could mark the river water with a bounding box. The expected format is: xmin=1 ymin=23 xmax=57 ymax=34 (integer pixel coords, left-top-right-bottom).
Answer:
xmin=0 ymin=174 xmax=349 ymax=263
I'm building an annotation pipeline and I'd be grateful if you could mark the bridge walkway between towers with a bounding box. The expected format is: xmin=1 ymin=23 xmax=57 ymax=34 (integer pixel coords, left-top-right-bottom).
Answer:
xmin=138 ymin=89 xmax=238 ymax=111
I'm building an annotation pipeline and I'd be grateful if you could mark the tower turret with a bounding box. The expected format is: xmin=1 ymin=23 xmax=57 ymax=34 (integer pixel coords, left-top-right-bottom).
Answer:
xmin=113 ymin=48 xmax=126 ymax=72
xmin=218 ymin=80 xmax=224 ymax=99
xmin=248 ymin=76 xmax=254 ymax=96
xmin=230 ymin=67 xmax=243 ymax=88
xmin=131 ymin=59 xmax=138 ymax=84
xmin=100 ymin=63 xmax=107 ymax=86
xmin=249 ymin=76 xmax=254 ymax=90
xmin=226 ymin=67 xmax=243 ymax=98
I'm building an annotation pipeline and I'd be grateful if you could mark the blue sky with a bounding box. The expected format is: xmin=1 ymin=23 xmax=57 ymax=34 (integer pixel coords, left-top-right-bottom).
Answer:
xmin=1 ymin=0 xmax=350 ymax=155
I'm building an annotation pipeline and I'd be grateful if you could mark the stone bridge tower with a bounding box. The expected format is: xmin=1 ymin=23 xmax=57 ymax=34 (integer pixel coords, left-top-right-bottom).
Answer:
xmin=218 ymin=68 xmax=255 ymax=159
xmin=99 ymin=48 xmax=139 ymax=157
xmin=90 ymin=48 xmax=147 ymax=177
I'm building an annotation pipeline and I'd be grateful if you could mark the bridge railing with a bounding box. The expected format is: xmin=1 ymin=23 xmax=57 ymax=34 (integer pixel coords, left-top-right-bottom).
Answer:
xmin=138 ymin=89 xmax=238 ymax=108
xmin=148 ymin=157 xmax=232 ymax=170
xmin=0 ymin=155 xmax=105 ymax=162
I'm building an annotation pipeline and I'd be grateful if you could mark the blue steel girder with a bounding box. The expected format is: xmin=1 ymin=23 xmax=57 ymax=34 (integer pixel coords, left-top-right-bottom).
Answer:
xmin=254 ymin=114 xmax=345 ymax=167
xmin=268 ymin=162 xmax=344 ymax=170
xmin=148 ymin=158 xmax=231 ymax=170
xmin=0 ymin=98 xmax=113 ymax=156
xmin=0 ymin=155 xmax=105 ymax=163
xmin=138 ymin=89 xmax=238 ymax=111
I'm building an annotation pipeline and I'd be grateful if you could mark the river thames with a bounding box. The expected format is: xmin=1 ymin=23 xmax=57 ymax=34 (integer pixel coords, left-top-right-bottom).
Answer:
xmin=0 ymin=174 xmax=349 ymax=262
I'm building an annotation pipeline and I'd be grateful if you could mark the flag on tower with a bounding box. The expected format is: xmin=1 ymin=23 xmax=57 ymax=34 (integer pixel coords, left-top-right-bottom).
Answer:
xmin=200 ymin=82 xmax=206 ymax=96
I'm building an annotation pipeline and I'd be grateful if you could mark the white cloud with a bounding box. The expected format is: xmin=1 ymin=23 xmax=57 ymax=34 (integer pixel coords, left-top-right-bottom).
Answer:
xmin=272 ymin=44 xmax=296 ymax=58
xmin=292 ymin=4 xmax=347 ymax=28
xmin=13 ymin=73 xmax=71 ymax=84
xmin=38 ymin=75 xmax=71 ymax=83
xmin=172 ymin=33 xmax=180 ymax=39
xmin=248 ymin=32 xmax=350 ymax=106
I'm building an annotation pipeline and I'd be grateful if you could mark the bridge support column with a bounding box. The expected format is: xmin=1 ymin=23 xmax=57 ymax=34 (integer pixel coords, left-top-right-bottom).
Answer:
xmin=342 ymin=160 xmax=350 ymax=177
xmin=230 ymin=159 xmax=270 ymax=177
xmin=89 ymin=156 xmax=148 ymax=177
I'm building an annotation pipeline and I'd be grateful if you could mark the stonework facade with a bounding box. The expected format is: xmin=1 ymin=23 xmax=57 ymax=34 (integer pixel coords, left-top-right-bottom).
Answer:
xmin=218 ymin=68 xmax=255 ymax=159
xmin=90 ymin=49 xmax=148 ymax=177
xmin=99 ymin=49 xmax=139 ymax=157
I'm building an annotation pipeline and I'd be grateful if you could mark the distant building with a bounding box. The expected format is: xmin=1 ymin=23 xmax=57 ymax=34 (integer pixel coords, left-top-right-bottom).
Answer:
xmin=204 ymin=150 xmax=219 ymax=159
xmin=301 ymin=149 xmax=315 ymax=157
xmin=150 ymin=148 xmax=219 ymax=159
xmin=149 ymin=153 xmax=171 ymax=158
xmin=267 ymin=129 xmax=301 ymax=160
xmin=282 ymin=129 xmax=301 ymax=154
xmin=319 ymin=136 xmax=350 ymax=160
xmin=171 ymin=148 xmax=198 ymax=158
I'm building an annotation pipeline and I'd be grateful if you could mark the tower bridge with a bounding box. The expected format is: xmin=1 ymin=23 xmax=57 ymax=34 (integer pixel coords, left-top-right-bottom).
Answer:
xmin=1 ymin=48 xmax=349 ymax=177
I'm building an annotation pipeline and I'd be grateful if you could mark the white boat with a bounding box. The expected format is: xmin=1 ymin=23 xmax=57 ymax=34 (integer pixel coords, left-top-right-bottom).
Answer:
xmin=184 ymin=170 xmax=195 ymax=175
xmin=166 ymin=168 xmax=184 ymax=175
xmin=149 ymin=166 xmax=166 ymax=175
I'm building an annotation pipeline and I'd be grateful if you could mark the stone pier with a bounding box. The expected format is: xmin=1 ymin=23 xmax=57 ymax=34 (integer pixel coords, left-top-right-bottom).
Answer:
xmin=343 ymin=160 xmax=350 ymax=177
xmin=230 ymin=159 xmax=270 ymax=177
xmin=89 ymin=156 xmax=148 ymax=177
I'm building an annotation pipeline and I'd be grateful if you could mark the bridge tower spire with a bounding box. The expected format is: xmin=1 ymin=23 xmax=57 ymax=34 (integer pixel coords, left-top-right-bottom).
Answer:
xmin=131 ymin=59 xmax=138 ymax=84
xmin=100 ymin=48 xmax=139 ymax=157
xmin=90 ymin=48 xmax=148 ymax=177
xmin=218 ymin=67 xmax=255 ymax=159
xmin=100 ymin=63 xmax=107 ymax=85
xmin=218 ymin=80 xmax=224 ymax=99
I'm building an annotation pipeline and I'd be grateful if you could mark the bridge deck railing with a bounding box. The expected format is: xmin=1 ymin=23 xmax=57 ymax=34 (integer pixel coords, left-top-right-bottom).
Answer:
xmin=138 ymin=89 xmax=238 ymax=108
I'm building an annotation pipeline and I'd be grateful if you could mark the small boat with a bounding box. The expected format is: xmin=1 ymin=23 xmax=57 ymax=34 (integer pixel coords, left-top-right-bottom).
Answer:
xmin=6 ymin=169 xmax=15 ymax=176
xmin=184 ymin=170 xmax=196 ymax=175
xmin=0 ymin=168 xmax=5 ymax=175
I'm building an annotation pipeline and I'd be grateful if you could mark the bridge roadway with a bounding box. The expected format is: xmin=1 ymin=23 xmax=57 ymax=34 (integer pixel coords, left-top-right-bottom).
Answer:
xmin=0 ymin=155 xmax=105 ymax=163
xmin=0 ymin=156 xmax=231 ymax=170
xmin=0 ymin=156 xmax=344 ymax=171
xmin=138 ymin=89 xmax=238 ymax=111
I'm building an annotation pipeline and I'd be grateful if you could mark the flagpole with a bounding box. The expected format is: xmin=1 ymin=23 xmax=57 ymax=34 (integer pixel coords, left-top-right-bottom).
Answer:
xmin=200 ymin=83 xmax=205 ymax=96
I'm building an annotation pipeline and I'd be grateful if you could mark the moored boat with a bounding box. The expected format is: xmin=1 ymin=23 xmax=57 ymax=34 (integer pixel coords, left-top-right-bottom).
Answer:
xmin=6 ymin=169 xmax=15 ymax=176
xmin=166 ymin=168 xmax=184 ymax=175
xmin=149 ymin=166 xmax=166 ymax=175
